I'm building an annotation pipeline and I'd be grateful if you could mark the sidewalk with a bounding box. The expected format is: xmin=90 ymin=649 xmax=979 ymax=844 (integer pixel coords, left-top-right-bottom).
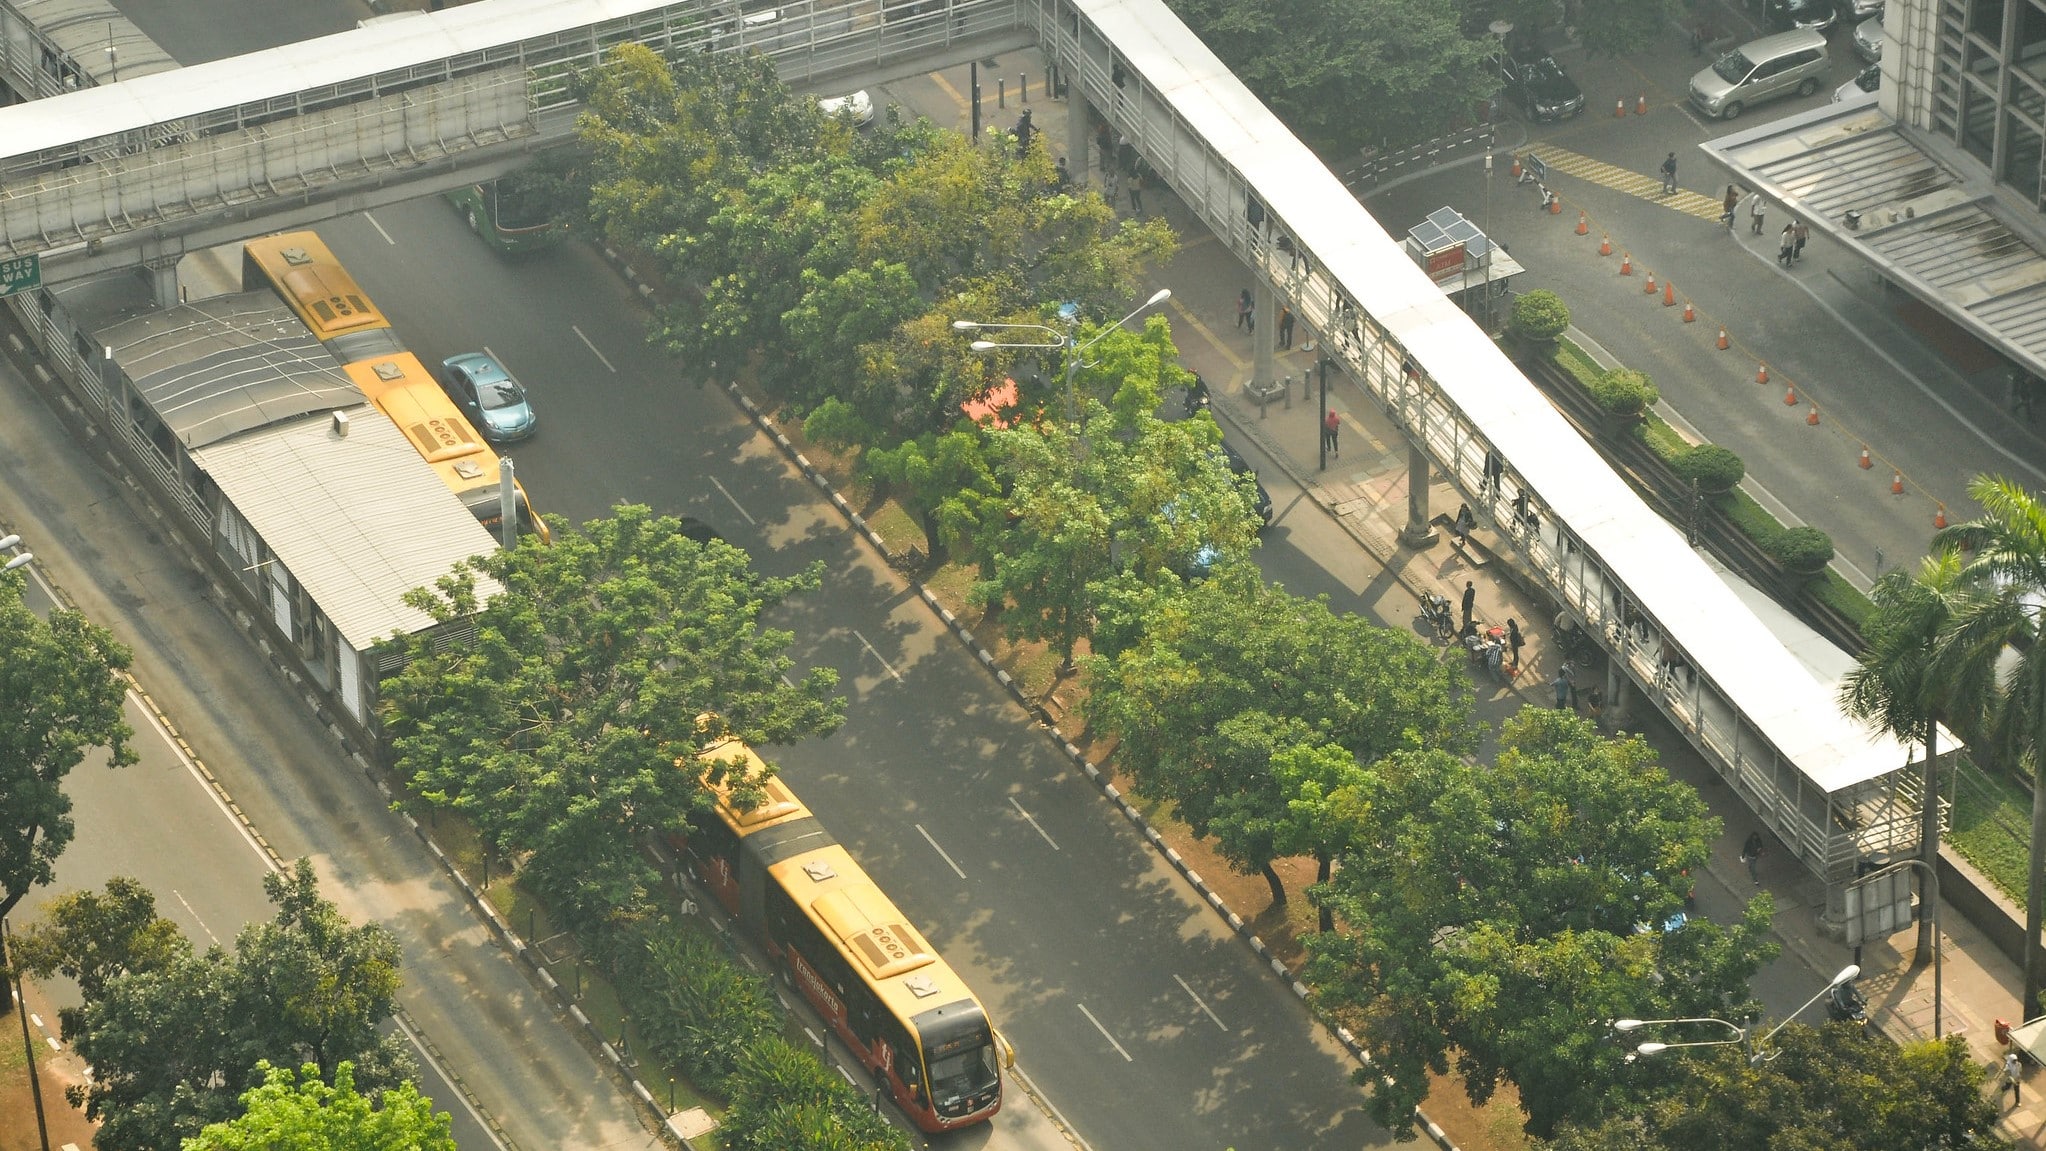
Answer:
xmin=987 ymin=62 xmax=2042 ymax=1144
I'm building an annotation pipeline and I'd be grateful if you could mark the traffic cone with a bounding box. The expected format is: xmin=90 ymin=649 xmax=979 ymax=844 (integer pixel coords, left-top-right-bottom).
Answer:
xmin=1757 ymin=362 xmax=1769 ymax=384
xmin=1645 ymin=271 xmax=1657 ymax=294
xmin=1858 ymin=446 xmax=1873 ymax=469
xmin=1892 ymin=471 xmax=1904 ymax=495
xmin=1549 ymin=195 xmax=1562 ymax=215
xmin=1511 ymin=155 xmax=1522 ymax=179
xmin=1663 ymin=280 xmax=1677 ymax=307
xmin=1620 ymin=252 xmax=1633 ymax=275
xmin=1616 ymin=99 xmax=1626 ymax=118
xmin=1935 ymin=503 xmax=1948 ymax=529
xmin=1784 ymin=384 xmax=1798 ymax=405
xmin=1577 ymin=210 xmax=1590 ymax=235
xmin=1637 ymin=93 xmax=1648 ymax=115
xmin=1807 ymin=405 xmax=1820 ymax=426
xmin=1599 ymin=233 xmax=1612 ymax=256
xmin=1682 ymin=301 xmax=1696 ymax=323
xmin=1716 ymin=325 xmax=1729 ymax=350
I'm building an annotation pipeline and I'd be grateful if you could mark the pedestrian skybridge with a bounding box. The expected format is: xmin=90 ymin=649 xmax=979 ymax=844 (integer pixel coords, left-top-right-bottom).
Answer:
xmin=0 ymin=0 xmax=1925 ymax=910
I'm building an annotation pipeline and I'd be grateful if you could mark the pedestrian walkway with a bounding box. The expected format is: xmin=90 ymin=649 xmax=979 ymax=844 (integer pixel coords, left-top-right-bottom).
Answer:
xmin=1526 ymin=142 xmax=1727 ymax=221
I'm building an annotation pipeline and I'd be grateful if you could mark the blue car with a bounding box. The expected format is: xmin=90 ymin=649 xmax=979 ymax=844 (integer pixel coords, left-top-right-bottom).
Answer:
xmin=440 ymin=352 xmax=536 ymax=444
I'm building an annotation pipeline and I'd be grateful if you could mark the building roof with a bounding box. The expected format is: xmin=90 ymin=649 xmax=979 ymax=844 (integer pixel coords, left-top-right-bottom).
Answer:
xmin=98 ymin=293 xmax=363 ymax=448
xmin=1702 ymin=100 xmax=2046 ymax=378
xmin=189 ymin=407 xmax=502 ymax=652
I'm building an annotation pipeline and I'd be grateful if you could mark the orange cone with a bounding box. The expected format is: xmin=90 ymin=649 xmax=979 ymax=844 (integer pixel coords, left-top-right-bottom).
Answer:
xmin=1807 ymin=405 xmax=1820 ymax=426
xmin=1784 ymin=385 xmax=1798 ymax=406
xmin=1757 ymin=362 xmax=1770 ymax=384
xmin=1599 ymin=233 xmax=1612 ymax=256
xmin=1935 ymin=503 xmax=1948 ymax=529
xmin=1663 ymin=280 xmax=1677 ymax=307
xmin=1858 ymin=446 xmax=1872 ymax=469
xmin=1892 ymin=471 xmax=1904 ymax=495
xmin=1616 ymin=99 xmax=1626 ymax=118
xmin=1716 ymin=325 xmax=1730 ymax=350
xmin=1637 ymin=93 xmax=1648 ymax=115
xmin=1511 ymin=155 xmax=1522 ymax=179
xmin=1577 ymin=210 xmax=1590 ymax=236
xmin=1682 ymin=301 xmax=1696 ymax=323
xmin=1620 ymin=252 xmax=1633 ymax=275
xmin=1645 ymin=271 xmax=1657 ymax=294
xmin=1549 ymin=195 xmax=1562 ymax=215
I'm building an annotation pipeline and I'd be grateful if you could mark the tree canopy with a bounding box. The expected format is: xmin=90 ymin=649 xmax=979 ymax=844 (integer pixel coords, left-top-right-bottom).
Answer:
xmin=182 ymin=1061 xmax=455 ymax=1151
xmin=0 ymin=568 xmax=136 ymax=924
xmin=381 ymin=504 xmax=844 ymax=923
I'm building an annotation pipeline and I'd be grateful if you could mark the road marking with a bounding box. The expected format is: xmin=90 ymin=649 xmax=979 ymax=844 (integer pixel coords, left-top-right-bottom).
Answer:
xmin=570 ymin=325 xmax=618 ymax=373
xmin=1076 ymin=1003 xmax=1132 ymax=1061
xmin=915 ymin=824 xmax=967 ymax=879
xmin=1168 ymin=299 xmax=1246 ymax=372
xmin=363 ymin=211 xmax=396 ymax=245
xmin=852 ymin=629 xmax=904 ymax=683
xmin=1524 ymin=144 xmax=1724 ymax=221
xmin=930 ymin=70 xmax=966 ymax=116
xmin=708 ymin=476 xmax=756 ymax=524
xmin=172 ymin=889 xmax=223 ymax=947
xmin=391 ymin=1012 xmax=511 ymax=1151
xmin=1008 ymin=797 xmax=1059 ymax=850
xmin=1173 ymin=974 xmax=1229 ymax=1031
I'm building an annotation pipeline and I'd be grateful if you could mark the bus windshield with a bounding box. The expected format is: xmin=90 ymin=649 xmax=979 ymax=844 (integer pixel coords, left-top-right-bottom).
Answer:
xmin=928 ymin=1041 xmax=1000 ymax=1103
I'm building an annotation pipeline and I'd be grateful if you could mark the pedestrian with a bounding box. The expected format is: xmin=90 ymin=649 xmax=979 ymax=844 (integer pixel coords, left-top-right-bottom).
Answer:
xmin=1323 ymin=408 xmax=1341 ymax=457
xmin=1453 ymin=503 xmax=1474 ymax=550
xmin=1746 ymin=189 xmax=1767 ymax=234
xmin=1659 ymin=151 xmax=1678 ymax=194
xmin=1054 ymin=155 xmax=1070 ymax=190
xmin=1741 ymin=830 xmax=1766 ymax=885
xmin=1779 ymin=222 xmax=1796 ymax=267
xmin=1792 ymin=218 xmax=1809 ymax=261
xmin=1278 ymin=304 xmax=1294 ymax=349
xmin=1552 ymin=667 xmax=1572 ymax=710
xmin=1013 ymin=109 xmax=1034 ymax=157
xmin=1483 ymin=451 xmax=1503 ymax=497
xmin=1103 ymin=167 xmax=1119 ymax=209
xmin=1584 ymin=683 xmax=1604 ymax=721
xmin=2007 ymin=1051 xmax=2024 ymax=1105
xmin=1721 ymin=184 xmax=1738 ymax=228
xmin=1128 ymin=167 xmax=1144 ymax=215
xmin=1460 ymin=580 xmax=1476 ymax=630
xmin=1506 ymin=617 xmax=1524 ymax=670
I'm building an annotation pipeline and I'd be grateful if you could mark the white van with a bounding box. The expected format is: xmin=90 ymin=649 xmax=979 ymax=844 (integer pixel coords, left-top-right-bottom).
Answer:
xmin=1689 ymin=28 xmax=1831 ymax=120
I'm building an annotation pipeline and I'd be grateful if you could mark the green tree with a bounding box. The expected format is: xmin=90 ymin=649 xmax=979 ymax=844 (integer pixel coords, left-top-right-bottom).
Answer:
xmin=183 ymin=1061 xmax=454 ymax=1151
xmin=11 ymin=876 xmax=189 ymax=1012
xmin=381 ymin=505 xmax=843 ymax=924
xmin=1088 ymin=572 xmax=1475 ymax=904
xmin=1304 ymin=710 xmax=1775 ymax=1137
xmin=56 ymin=862 xmax=416 ymax=1151
xmin=1840 ymin=550 xmax=1969 ymax=968
xmin=1929 ymin=476 xmax=2046 ymax=1016
xmin=1573 ymin=0 xmax=1680 ymax=58
xmin=0 ymin=569 xmax=136 ymax=925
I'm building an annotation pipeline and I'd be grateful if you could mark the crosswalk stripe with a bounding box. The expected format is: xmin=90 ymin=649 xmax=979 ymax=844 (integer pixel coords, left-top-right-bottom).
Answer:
xmin=1523 ymin=144 xmax=1727 ymax=221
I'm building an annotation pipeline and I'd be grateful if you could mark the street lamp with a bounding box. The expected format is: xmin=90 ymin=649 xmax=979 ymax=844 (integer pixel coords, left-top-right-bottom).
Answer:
xmin=1616 ymin=964 xmax=1860 ymax=1064
xmin=952 ymin=288 xmax=1173 ymax=426
xmin=0 ymin=533 xmax=33 ymax=572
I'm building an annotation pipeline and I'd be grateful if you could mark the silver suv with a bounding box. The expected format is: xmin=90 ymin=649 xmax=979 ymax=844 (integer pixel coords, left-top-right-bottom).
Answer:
xmin=1689 ymin=29 xmax=1831 ymax=120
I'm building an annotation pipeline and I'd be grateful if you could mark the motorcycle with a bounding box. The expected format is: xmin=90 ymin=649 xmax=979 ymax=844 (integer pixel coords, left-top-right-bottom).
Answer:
xmin=1827 ymin=979 xmax=1868 ymax=1025
xmin=1420 ymin=592 xmax=1456 ymax=641
xmin=1182 ymin=373 xmax=1212 ymax=419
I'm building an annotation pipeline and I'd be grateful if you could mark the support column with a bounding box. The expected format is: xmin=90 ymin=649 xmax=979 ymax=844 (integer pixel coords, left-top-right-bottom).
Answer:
xmin=1067 ymin=85 xmax=1094 ymax=187
xmin=141 ymin=258 xmax=180 ymax=310
xmin=1604 ymin=663 xmax=1633 ymax=728
xmin=1400 ymin=440 xmax=1438 ymax=548
xmin=1253 ymin=279 xmax=1275 ymax=391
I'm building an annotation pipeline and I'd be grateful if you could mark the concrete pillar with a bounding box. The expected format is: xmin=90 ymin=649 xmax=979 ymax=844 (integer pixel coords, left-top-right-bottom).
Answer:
xmin=141 ymin=258 xmax=180 ymax=309
xmin=1604 ymin=662 xmax=1632 ymax=728
xmin=1400 ymin=441 xmax=1438 ymax=548
xmin=1253 ymin=279 xmax=1275 ymax=389
xmin=1067 ymin=85 xmax=1094 ymax=187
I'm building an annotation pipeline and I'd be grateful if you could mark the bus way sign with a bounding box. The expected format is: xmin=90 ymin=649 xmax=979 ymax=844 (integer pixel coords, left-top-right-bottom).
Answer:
xmin=0 ymin=254 xmax=39 ymax=298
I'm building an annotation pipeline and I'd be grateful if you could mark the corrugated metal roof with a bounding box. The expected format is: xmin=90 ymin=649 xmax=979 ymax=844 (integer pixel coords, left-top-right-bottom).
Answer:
xmin=1703 ymin=103 xmax=2046 ymax=376
xmin=99 ymin=293 xmax=364 ymax=448
xmin=190 ymin=408 xmax=503 ymax=652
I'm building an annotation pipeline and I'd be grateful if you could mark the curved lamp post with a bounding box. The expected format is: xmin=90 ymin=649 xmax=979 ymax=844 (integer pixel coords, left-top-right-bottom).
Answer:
xmin=0 ymin=533 xmax=33 ymax=572
xmin=952 ymin=288 xmax=1172 ymax=426
xmin=1616 ymin=963 xmax=1860 ymax=1065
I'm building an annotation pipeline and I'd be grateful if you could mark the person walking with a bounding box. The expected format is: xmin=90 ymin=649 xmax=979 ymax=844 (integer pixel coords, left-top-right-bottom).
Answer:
xmin=1013 ymin=109 xmax=1035 ymax=158
xmin=2007 ymin=1051 xmax=2024 ymax=1105
xmin=1746 ymin=189 xmax=1767 ymax=234
xmin=1322 ymin=408 xmax=1341 ymax=457
xmin=1659 ymin=151 xmax=1678 ymax=194
xmin=1778 ymin=223 xmax=1797 ymax=268
xmin=1237 ymin=288 xmax=1253 ymax=330
xmin=1054 ymin=155 xmax=1070 ymax=190
xmin=1103 ymin=166 xmax=1119 ymax=208
xmin=1453 ymin=503 xmax=1474 ymax=550
xmin=1460 ymin=580 xmax=1476 ymax=631
xmin=1278 ymin=304 xmax=1294 ymax=349
xmin=1720 ymin=184 xmax=1739 ymax=229
xmin=1506 ymin=617 xmax=1524 ymax=671
xmin=1792 ymin=218 xmax=1809 ymax=262
xmin=1552 ymin=667 xmax=1573 ymax=710
xmin=1127 ymin=167 xmax=1145 ymax=216
xmin=1741 ymin=830 xmax=1766 ymax=885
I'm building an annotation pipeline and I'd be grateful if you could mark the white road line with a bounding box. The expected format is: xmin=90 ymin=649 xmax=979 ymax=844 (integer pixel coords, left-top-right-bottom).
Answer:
xmin=392 ymin=1012 xmax=511 ymax=1151
xmin=1076 ymin=1003 xmax=1132 ymax=1062
xmin=915 ymin=824 xmax=967 ymax=879
xmin=172 ymin=889 xmax=223 ymax=947
xmin=1173 ymin=974 xmax=1229 ymax=1032
xmin=852 ymin=629 xmax=904 ymax=683
xmin=570 ymin=325 xmax=618 ymax=373
xmin=708 ymin=476 xmax=756 ymax=524
xmin=363 ymin=211 xmax=396 ymax=245
xmin=1008 ymin=797 xmax=1059 ymax=850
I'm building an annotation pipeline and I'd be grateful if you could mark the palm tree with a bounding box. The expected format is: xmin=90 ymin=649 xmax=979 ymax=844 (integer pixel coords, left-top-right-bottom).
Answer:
xmin=1839 ymin=550 xmax=1967 ymax=971
xmin=1931 ymin=475 xmax=2046 ymax=1018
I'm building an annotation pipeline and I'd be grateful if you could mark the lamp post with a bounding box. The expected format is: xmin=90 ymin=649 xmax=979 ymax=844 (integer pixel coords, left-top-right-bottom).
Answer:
xmin=951 ymin=288 xmax=1173 ymax=427
xmin=1615 ymin=963 xmax=1860 ymax=1064
xmin=1484 ymin=20 xmax=1512 ymax=335
xmin=0 ymin=533 xmax=33 ymax=572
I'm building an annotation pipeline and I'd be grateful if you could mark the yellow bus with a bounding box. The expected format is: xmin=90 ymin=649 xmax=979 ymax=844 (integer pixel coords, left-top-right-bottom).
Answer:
xmin=676 ymin=734 xmax=1009 ymax=1132
xmin=342 ymin=356 xmax=550 ymax=544
xmin=241 ymin=231 xmax=406 ymax=365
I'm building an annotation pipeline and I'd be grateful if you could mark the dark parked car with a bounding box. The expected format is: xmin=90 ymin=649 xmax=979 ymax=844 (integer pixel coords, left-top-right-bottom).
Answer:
xmin=1218 ymin=443 xmax=1275 ymax=528
xmin=1500 ymin=51 xmax=1585 ymax=122
xmin=1767 ymin=0 xmax=1838 ymax=32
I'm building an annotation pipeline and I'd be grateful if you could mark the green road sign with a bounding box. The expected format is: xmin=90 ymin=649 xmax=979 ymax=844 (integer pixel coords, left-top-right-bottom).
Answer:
xmin=0 ymin=254 xmax=40 ymax=298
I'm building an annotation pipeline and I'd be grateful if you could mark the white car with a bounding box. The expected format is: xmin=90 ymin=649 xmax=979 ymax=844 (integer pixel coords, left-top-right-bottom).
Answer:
xmin=1853 ymin=14 xmax=1885 ymax=63
xmin=818 ymin=90 xmax=875 ymax=128
xmin=1834 ymin=63 xmax=1880 ymax=103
